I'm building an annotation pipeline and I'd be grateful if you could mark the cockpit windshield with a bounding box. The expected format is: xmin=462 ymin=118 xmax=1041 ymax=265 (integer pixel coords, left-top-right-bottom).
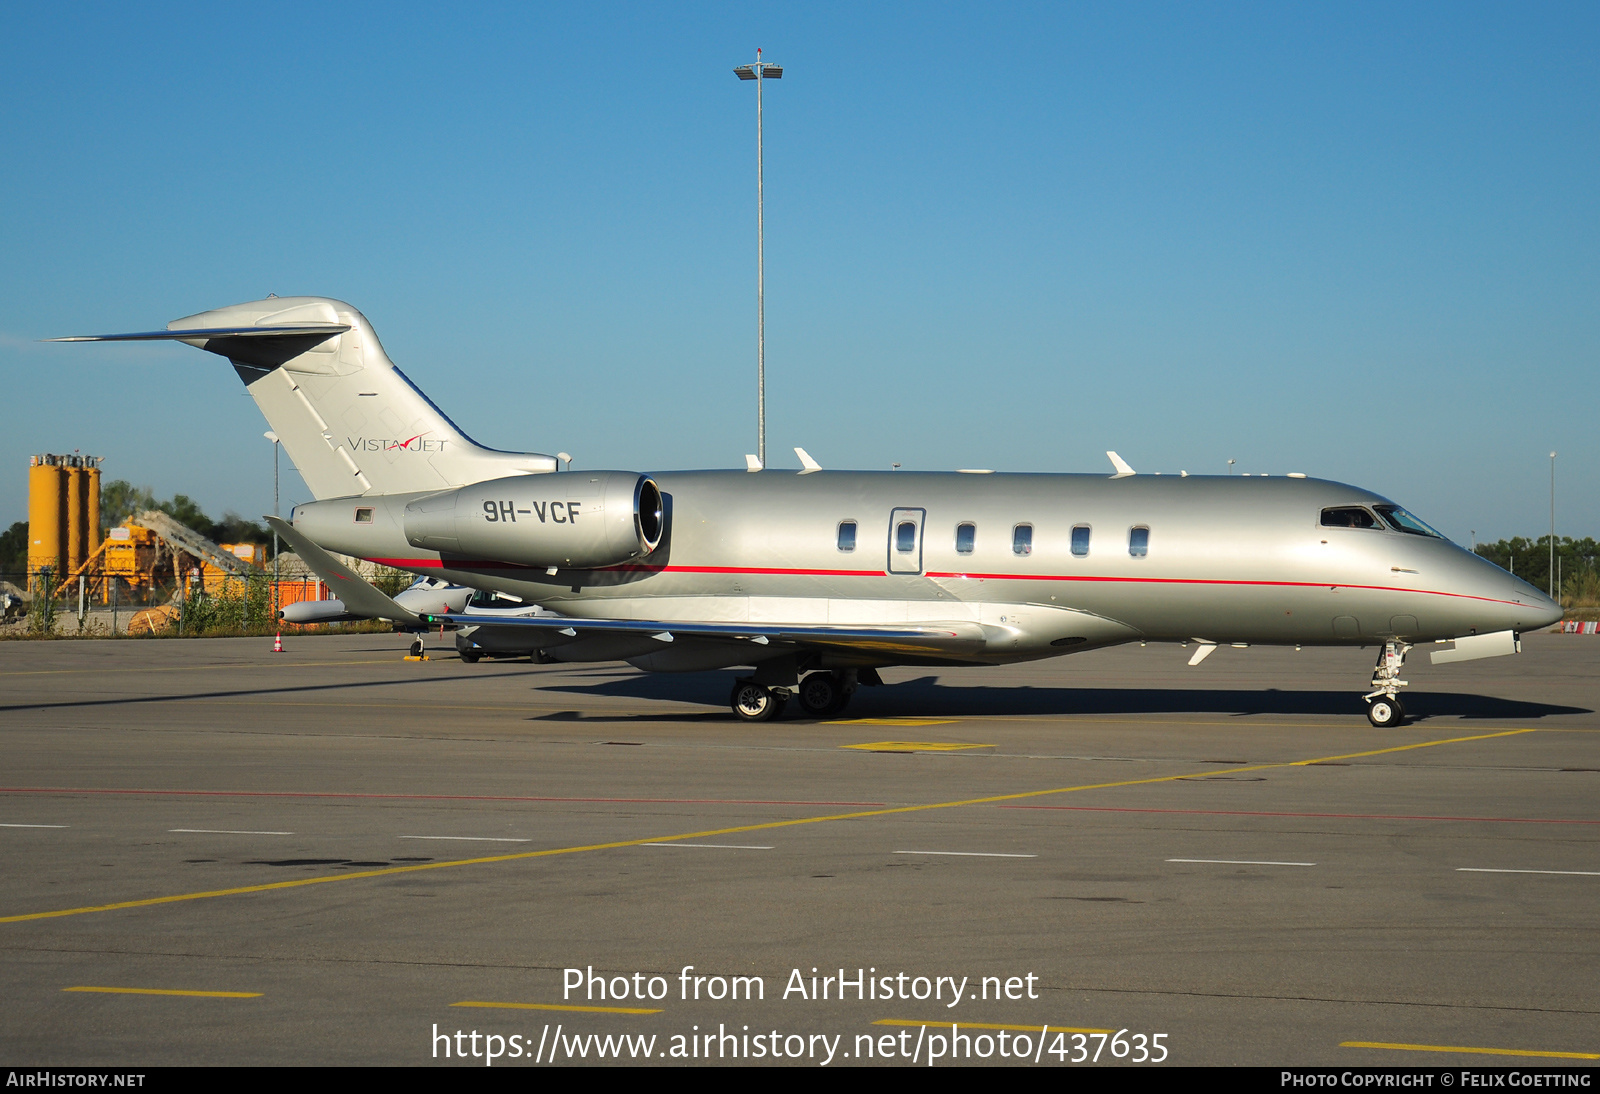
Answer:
xmin=1373 ymin=504 xmax=1446 ymax=540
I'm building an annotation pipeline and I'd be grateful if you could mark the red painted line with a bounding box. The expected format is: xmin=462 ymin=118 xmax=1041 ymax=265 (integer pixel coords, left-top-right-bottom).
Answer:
xmin=0 ymin=787 xmax=887 ymax=807
xmin=642 ymin=564 xmax=883 ymax=577
xmin=926 ymin=572 xmax=1523 ymax=607
xmin=997 ymin=805 xmax=1600 ymax=825
xmin=362 ymin=558 xmax=1526 ymax=608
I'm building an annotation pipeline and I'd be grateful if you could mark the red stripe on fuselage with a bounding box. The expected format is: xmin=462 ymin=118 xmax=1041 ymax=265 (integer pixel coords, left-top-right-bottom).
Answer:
xmin=363 ymin=559 xmax=1523 ymax=607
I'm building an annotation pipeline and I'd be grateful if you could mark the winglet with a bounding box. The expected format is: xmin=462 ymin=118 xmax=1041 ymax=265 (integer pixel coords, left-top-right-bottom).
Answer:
xmin=795 ymin=447 xmax=822 ymax=474
xmin=1107 ymin=451 xmax=1136 ymax=478
xmin=745 ymin=454 xmax=763 ymax=472
xmin=264 ymin=516 xmax=422 ymax=625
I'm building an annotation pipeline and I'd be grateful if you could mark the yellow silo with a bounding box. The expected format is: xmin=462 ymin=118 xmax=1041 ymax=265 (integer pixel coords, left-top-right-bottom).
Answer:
xmin=66 ymin=464 xmax=87 ymax=577
xmin=85 ymin=461 xmax=101 ymax=555
xmin=27 ymin=456 xmax=67 ymax=583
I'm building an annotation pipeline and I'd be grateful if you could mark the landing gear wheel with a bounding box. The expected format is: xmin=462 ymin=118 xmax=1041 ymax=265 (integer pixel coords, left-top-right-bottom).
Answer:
xmin=460 ymin=649 xmax=481 ymax=664
xmin=409 ymin=637 xmax=425 ymax=657
xmin=1366 ymin=696 xmax=1405 ymax=727
xmin=797 ymin=672 xmax=845 ymax=717
xmin=730 ymin=679 xmax=781 ymax=722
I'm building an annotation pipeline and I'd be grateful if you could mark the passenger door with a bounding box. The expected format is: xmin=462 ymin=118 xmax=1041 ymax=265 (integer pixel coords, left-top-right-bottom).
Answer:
xmin=887 ymin=508 xmax=926 ymax=575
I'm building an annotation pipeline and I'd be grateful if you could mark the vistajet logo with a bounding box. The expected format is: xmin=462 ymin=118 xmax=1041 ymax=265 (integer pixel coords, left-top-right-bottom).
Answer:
xmin=347 ymin=433 xmax=449 ymax=453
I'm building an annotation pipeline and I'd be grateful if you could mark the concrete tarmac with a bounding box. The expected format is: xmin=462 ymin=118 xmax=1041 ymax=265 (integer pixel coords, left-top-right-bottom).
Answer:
xmin=0 ymin=631 xmax=1596 ymax=1067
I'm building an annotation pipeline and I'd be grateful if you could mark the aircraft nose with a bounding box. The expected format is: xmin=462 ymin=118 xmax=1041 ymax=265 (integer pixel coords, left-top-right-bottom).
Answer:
xmin=1504 ymin=578 xmax=1563 ymax=631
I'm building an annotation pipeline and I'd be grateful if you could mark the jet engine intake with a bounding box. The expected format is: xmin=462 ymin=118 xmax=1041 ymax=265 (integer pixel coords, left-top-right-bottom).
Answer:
xmin=404 ymin=472 xmax=663 ymax=570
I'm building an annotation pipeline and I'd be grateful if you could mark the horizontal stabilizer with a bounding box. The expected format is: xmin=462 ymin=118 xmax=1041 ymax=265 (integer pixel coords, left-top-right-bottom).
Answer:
xmin=421 ymin=611 xmax=989 ymax=657
xmin=46 ymin=324 xmax=350 ymax=343
xmin=266 ymin=516 xmax=422 ymax=626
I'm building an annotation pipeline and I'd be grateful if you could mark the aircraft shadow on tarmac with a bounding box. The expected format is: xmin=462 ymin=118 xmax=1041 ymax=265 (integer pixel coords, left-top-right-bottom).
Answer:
xmin=538 ymin=673 xmax=1590 ymax=723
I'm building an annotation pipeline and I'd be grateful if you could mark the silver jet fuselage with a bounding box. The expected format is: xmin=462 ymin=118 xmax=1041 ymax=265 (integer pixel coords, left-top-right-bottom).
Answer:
xmin=292 ymin=469 xmax=1559 ymax=668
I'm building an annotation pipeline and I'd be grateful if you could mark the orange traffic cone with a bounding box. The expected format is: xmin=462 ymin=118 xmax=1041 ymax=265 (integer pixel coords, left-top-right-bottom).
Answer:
xmin=272 ymin=632 xmax=283 ymax=653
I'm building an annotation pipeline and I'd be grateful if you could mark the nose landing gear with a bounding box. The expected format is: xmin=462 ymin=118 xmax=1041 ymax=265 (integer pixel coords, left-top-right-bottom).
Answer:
xmin=1363 ymin=641 xmax=1411 ymax=727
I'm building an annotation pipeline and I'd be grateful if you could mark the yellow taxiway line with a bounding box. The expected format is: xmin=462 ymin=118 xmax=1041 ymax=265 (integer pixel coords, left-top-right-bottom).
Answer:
xmin=1342 ymin=1040 xmax=1599 ymax=1060
xmin=0 ymin=728 xmax=1535 ymax=926
xmin=63 ymin=986 xmax=261 ymax=998
xmin=452 ymin=1001 xmax=662 ymax=1015
xmin=840 ymin=740 xmax=987 ymax=751
xmin=874 ymin=1018 xmax=1111 ymax=1034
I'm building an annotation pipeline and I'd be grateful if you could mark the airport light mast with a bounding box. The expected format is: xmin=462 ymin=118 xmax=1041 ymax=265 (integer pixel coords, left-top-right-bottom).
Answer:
xmin=265 ymin=431 xmax=280 ymax=615
xmin=1550 ymin=451 xmax=1557 ymax=598
xmin=733 ymin=49 xmax=782 ymax=467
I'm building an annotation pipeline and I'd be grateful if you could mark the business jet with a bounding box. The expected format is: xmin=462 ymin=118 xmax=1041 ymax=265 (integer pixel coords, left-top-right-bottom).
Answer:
xmin=56 ymin=297 xmax=1563 ymax=727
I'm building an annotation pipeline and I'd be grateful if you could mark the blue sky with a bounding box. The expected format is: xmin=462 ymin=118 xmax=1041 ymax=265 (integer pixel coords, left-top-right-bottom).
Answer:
xmin=2 ymin=2 xmax=1594 ymax=543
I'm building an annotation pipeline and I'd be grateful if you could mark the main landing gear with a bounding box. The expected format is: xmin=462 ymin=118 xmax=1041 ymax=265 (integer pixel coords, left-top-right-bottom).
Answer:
xmin=730 ymin=670 xmax=858 ymax=722
xmin=1363 ymin=641 xmax=1411 ymax=727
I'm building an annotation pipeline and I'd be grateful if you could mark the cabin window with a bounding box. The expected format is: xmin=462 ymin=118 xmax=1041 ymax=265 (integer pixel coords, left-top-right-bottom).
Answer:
xmin=896 ymin=521 xmax=917 ymax=553
xmin=1129 ymin=526 xmax=1149 ymax=558
xmin=1320 ymin=507 xmax=1380 ymax=530
xmin=1071 ymin=524 xmax=1091 ymax=557
xmin=955 ymin=523 xmax=975 ymax=554
xmin=1012 ymin=524 xmax=1033 ymax=556
xmin=837 ymin=521 xmax=857 ymax=552
xmin=354 ymin=508 xmax=374 ymax=524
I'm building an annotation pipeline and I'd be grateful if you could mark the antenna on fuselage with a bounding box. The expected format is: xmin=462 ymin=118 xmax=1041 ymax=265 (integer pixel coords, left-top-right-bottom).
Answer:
xmin=1106 ymin=451 xmax=1136 ymax=479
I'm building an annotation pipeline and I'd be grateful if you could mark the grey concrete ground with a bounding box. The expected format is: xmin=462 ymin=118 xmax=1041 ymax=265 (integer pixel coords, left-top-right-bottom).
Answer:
xmin=0 ymin=631 xmax=1596 ymax=1067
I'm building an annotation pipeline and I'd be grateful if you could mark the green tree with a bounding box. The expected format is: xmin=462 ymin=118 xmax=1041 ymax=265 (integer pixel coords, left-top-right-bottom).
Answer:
xmin=99 ymin=480 xmax=273 ymax=557
xmin=99 ymin=480 xmax=157 ymax=528
xmin=1476 ymin=536 xmax=1600 ymax=603
xmin=0 ymin=520 xmax=27 ymax=577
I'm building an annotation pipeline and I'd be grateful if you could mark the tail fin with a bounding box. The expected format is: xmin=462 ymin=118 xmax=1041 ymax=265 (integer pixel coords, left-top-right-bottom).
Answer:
xmin=57 ymin=297 xmax=557 ymax=498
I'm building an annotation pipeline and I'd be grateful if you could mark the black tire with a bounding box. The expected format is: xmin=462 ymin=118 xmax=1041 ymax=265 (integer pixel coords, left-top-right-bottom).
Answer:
xmin=409 ymin=638 xmax=425 ymax=657
xmin=460 ymin=649 xmax=481 ymax=664
xmin=796 ymin=672 xmax=842 ymax=717
xmin=1366 ymin=696 xmax=1405 ymax=727
xmin=730 ymin=680 xmax=780 ymax=722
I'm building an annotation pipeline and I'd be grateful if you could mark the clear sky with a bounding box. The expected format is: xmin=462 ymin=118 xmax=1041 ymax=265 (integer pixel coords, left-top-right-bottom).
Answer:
xmin=2 ymin=2 xmax=1594 ymax=544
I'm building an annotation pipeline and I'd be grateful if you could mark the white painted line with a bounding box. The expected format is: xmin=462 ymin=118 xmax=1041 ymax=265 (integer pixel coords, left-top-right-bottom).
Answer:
xmin=399 ymin=835 xmax=532 ymax=842
xmin=1168 ymin=858 xmax=1316 ymax=866
xmin=1457 ymin=868 xmax=1600 ymax=876
xmin=170 ymin=829 xmax=294 ymax=835
xmin=894 ymin=850 xmax=1038 ymax=858
xmin=0 ymin=824 xmax=68 ymax=828
xmin=642 ymin=843 xmax=774 ymax=850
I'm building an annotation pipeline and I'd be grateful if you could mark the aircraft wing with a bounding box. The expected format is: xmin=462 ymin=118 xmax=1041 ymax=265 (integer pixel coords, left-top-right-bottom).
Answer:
xmin=420 ymin=611 xmax=990 ymax=658
xmin=265 ymin=516 xmax=424 ymax=626
xmin=46 ymin=324 xmax=350 ymax=342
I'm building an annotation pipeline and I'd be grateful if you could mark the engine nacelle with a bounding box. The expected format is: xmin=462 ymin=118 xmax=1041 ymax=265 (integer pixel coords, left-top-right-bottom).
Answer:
xmin=403 ymin=471 xmax=663 ymax=569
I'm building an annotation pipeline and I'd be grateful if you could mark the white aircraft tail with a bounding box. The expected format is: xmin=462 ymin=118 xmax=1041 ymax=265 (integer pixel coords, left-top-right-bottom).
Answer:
xmin=58 ymin=296 xmax=557 ymax=499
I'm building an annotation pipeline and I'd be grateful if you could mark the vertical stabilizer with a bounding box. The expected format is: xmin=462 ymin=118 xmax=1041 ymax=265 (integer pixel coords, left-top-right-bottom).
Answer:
xmin=162 ymin=297 xmax=557 ymax=498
